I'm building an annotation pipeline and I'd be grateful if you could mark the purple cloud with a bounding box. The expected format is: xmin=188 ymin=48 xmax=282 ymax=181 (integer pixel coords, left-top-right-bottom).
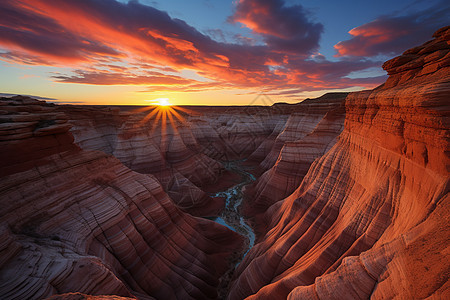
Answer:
xmin=335 ymin=2 xmax=449 ymax=57
xmin=229 ymin=0 xmax=323 ymax=54
xmin=0 ymin=0 xmax=432 ymax=97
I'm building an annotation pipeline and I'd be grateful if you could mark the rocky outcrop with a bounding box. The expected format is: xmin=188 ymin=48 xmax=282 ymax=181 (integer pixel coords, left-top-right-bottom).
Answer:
xmin=54 ymin=105 xmax=220 ymax=216
xmin=258 ymin=94 xmax=348 ymax=171
xmin=228 ymin=27 xmax=449 ymax=299
xmin=243 ymin=93 xmax=347 ymax=217
xmin=60 ymin=105 xmax=290 ymax=216
xmin=0 ymin=97 xmax=244 ymax=299
xmin=0 ymin=97 xmax=78 ymax=176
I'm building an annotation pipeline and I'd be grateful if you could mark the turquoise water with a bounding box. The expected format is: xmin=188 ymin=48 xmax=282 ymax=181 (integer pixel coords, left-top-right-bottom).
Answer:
xmin=212 ymin=161 xmax=256 ymax=259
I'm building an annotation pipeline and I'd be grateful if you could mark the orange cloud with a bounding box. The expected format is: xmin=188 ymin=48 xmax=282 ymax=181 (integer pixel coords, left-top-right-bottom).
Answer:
xmin=52 ymin=70 xmax=196 ymax=86
xmin=229 ymin=0 xmax=323 ymax=53
xmin=334 ymin=7 xmax=448 ymax=57
xmin=0 ymin=0 xmax=402 ymax=97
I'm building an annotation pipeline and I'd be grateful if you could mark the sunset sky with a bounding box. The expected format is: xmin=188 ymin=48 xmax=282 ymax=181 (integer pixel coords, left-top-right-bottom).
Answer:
xmin=0 ymin=0 xmax=448 ymax=105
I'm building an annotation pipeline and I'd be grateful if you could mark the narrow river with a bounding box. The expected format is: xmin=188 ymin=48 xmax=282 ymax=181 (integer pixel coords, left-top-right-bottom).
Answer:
xmin=209 ymin=160 xmax=257 ymax=298
xmin=211 ymin=160 xmax=256 ymax=261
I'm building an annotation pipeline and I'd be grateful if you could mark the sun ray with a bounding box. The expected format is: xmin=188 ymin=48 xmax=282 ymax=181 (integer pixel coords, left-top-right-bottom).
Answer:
xmin=150 ymin=108 xmax=163 ymax=136
xmin=132 ymin=105 xmax=153 ymax=114
xmin=174 ymin=106 xmax=199 ymax=116
xmin=139 ymin=105 xmax=161 ymax=125
xmin=160 ymin=108 xmax=168 ymax=154
xmin=136 ymin=99 xmax=196 ymax=156
xmin=168 ymin=106 xmax=186 ymax=123
xmin=166 ymin=109 xmax=180 ymax=136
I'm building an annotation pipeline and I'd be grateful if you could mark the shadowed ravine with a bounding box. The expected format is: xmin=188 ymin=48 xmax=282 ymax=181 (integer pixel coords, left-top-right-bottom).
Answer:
xmin=212 ymin=161 xmax=256 ymax=259
xmin=208 ymin=161 xmax=257 ymax=299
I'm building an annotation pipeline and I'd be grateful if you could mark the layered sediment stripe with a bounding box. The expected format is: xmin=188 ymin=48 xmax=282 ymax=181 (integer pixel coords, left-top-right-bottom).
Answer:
xmin=0 ymin=98 xmax=244 ymax=299
xmin=229 ymin=27 xmax=449 ymax=300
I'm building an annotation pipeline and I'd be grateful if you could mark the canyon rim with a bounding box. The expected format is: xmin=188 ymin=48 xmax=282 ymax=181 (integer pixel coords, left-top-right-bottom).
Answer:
xmin=0 ymin=3 xmax=449 ymax=300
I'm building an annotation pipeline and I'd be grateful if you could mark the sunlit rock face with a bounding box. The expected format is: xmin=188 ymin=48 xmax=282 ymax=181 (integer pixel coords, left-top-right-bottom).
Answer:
xmin=228 ymin=27 xmax=450 ymax=300
xmin=242 ymin=93 xmax=347 ymax=219
xmin=0 ymin=97 xmax=244 ymax=299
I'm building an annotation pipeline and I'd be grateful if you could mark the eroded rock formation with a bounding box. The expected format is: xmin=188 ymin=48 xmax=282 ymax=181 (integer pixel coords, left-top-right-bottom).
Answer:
xmin=57 ymin=105 xmax=291 ymax=217
xmin=0 ymin=97 xmax=244 ymax=299
xmin=228 ymin=26 xmax=450 ymax=299
xmin=242 ymin=93 xmax=347 ymax=218
xmin=0 ymin=26 xmax=448 ymax=300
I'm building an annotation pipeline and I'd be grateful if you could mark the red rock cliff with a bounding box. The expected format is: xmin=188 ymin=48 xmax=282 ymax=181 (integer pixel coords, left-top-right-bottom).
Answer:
xmin=242 ymin=93 xmax=347 ymax=219
xmin=228 ymin=27 xmax=449 ymax=300
xmin=0 ymin=97 xmax=244 ymax=299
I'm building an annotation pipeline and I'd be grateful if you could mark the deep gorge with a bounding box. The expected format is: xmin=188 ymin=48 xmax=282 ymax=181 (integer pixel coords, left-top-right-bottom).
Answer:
xmin=0 ymin=27 xmax=449 ymax=299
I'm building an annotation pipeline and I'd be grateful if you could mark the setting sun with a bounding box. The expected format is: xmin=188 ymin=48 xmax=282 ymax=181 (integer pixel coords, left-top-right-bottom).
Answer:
xmin=146 ymin=98 xmax=172 ymax=106
xmin=156 ymin=98 xmax=172 ymax=106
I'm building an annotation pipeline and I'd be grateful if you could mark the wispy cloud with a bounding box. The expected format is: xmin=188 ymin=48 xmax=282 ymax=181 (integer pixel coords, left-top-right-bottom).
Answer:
xmin=334 ymin=1 xmax=449 ymax=57
xmin=0 ymin=0 xmax=442 ymax=98
xmin=52 ymin=70 xmax=195 ymax=85
xmin=229 ymin=0 xmax=323 ymax=54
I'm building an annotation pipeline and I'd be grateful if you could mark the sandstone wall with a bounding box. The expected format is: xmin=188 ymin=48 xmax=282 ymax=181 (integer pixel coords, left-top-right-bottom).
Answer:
xmin=243 ymin=93 xmax=347 ymax=217
xmin=0 ymin=98 xmax=244 ymax=299
xmin=229 ymin=26 xmax=449 ymax=300
xmin=60 ymin=105 xmax=290 ymax=216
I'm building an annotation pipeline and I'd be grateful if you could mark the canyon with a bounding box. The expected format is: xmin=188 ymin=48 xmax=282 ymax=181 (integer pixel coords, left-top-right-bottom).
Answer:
xmin=0 ymin=26 xmax=449 ymax=300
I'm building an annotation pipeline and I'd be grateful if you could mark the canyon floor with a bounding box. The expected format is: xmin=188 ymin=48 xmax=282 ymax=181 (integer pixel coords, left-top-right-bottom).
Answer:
xmin=0 ymin=27 xmax=449 ymax=300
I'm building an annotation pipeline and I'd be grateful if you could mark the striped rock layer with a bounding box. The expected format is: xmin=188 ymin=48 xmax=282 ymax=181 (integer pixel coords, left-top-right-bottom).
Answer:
xmin=59 ymin=105 xmax=292 ymax=216
xmin=228 ymin=27 xmax=450 ymax=299
xmin=0 ymin=98 xmax=244 ymax=299
xmin=243 ymin=93 xmax=347 ymax=218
